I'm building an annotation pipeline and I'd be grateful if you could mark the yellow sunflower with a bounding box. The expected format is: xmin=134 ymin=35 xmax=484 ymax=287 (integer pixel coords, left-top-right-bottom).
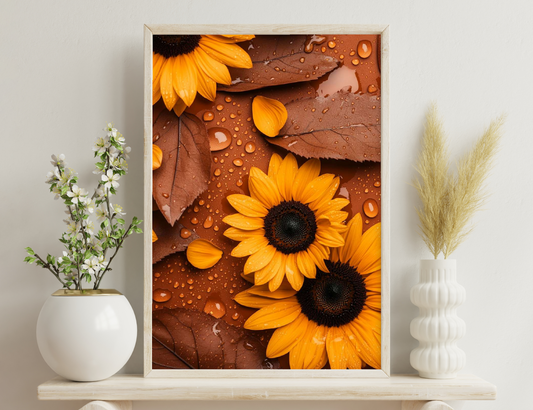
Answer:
xmin=152 ymin=35 xmax=254 ymax=115
xmin=223 ymin=153 xmax=348 ymax=292
xmin=235 ymin=214 xmax=381 ymax=370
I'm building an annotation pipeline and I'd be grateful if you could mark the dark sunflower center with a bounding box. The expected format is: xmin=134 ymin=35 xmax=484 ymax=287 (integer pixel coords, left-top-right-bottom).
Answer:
xmin=153 ymin=35 xmax=201 ymax=58
xmin=264 ymin=200 xmax=317 ymax=254
xmin=297 ymin=260 xmax=367 ymax=327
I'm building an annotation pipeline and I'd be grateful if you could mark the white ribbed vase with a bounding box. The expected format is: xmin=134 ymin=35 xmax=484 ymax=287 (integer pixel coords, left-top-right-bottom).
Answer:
xmin=410 ymin=259 xmax=466 ymax=378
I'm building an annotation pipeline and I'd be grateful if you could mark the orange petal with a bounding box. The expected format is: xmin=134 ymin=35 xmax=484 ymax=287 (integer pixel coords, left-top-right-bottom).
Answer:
xmin=315 ymin=226 xmax=345 ymax=248
xmin=224 ymin=227 xmax=264 ymax=242
xmin=193 ymin=47 xmax=232 ymax=85
xmin=234 ymin=289 xmax=278 ymax=309
xmin=243 ymin=244 xmax=276 ymax=274
xmin=152 ymin=144 xmax=162 ymax=170
xmin=231 ymin=235 xmax=269 ymax=257
xmin=172 ymin=98 xmax=187 ymax=117
xmin=300 ymin=174 xmax=336 ymax=205
xmin=292 ymin=158 xmax=321 ymax=202
xmin=227 ymin=194 xmax=268 ymax=217
xmin=186 ymin=239 xmax=223 ymax=269
xmin=297 ymin=251 xmax=317 ymax=279
xmin=364 ymin=271 xmax=381 ymax=293
xmin=343 ymin=330 xmax=363 ymax=369
xmin=268 ymin=258 xmax=287 ymax=292
xmin=252 ymin=96 xmax=288 ymax=137
xmin=276 ymin=153 xmax=298 ymax=201
xmin=326 ymin=327 xmax=348 ymax=369
xmin=195 ymin=62 xmax=217 ymax=101
xmin=255 ymin=252 xmax=284 ymax=286
xmin=267 ymin=153 xmax=283 ymax=179
xmin=244 ymin=298 xmax=301 ymax=330
xmin=339 ymin=213 xmax=363 ymax=264
xmin=249 ymin=167 xmax=281 ymax=209
xmin=289 ymin=322 xmax=327 ymax=369
xmin=152 ymin=230 xmax=158 ymax=242
xmin=366 ymin=293 xmax=381 ymax=311
xmin=267 ymin=314 xmax=308 ymax=358
xmin=317 ymin=198 xmax=350 ymax=215
xmin=285 ymin=253 xmax=304 ymax=291
xmin=351 ymin=223 xmax=381 ymax=271
xmin=209 ymin=35 xmax=256 ymax=43
xmin=223 ymin=213 xmax=264 ymax=230
xmin=160 ymin=58 xmax=178 ymax=110
xmin=199 ymin=38 xmax=253 ymax=68
xmin=173 ymin=54 xmax=198 ymax=106
xmin=153 ymin=86 xmax=162 ymax=105
xmin=248 ymin=282 xmax=297 ymax=299
xmin=307 ymin=242 xmax=329 ymax=272
xmin=310 ymin=177 xmax=341 ymax=211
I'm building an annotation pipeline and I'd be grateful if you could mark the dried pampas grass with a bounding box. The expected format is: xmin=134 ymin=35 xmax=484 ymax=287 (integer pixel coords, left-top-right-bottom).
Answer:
xmin=414 ymin=104 xmax=504 ymax=259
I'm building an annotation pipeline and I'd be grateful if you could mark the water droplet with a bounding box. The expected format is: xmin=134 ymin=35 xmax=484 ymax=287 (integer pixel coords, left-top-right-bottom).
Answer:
xmin=328 ymin=41 xmax=336 ymax=49
xmin=245 ymin=142 xmax=256 ymax=153
xmin=357 ymin=40 xmax=372 ymax=59
xmin=230 ymin=113 xmax=237 ymax=119
xmin=214 ymin=168 xmax=222 ymax=177
xmin=180 ymin=228 xmax=191 ymax=239
xmin=321 ymin=46 xmax=327 ymax=53
xmin=364 ymin=188 xmax=369 ymax=194
xmin=374 ymin=181 xmax=381 ymax=188
xmin=349 ymin=50 xmax=356 ymax=56
xmin=214 ymin=225 xmax=219 ymax=231
xmin=193 ymin=206 xmax=199 ymax=213
xmin=299 ymin=57 xmax=305 ymax=63
xmin=339 ymin=54 xmax=345 ymax=59
xmin=224 ymin=96 xmax=232 ymax=103
xmin=162 ymin=193 xmax=169 ymax=198
xmin=243 ymin=340 xmax=257 ymax=351
xmin=216 ymin=104 xmax=224 ymax=111
xmin=236 ymin=139 xmax=243 ymax=146
xmin=191 ymin=217 xmax=199 ymax=225
xmin=153 ymin=289 xmax=171 ymax=303
xmin=187 ymin=300 xmax=193 ymax=305
xmin=199 ymin=199 xmax=205 ymax=205
xmin=304 ymin=35 xmax=327 ymax=53
xmin=154 ymin=272 xmax=161 ymax=278
xmin=233 ymin=158 xmax=243 ymax=167
xmin=173 ymin=282 xmax=179 ymax=288
xmin=236 ymin=179 xmax=243 ymax=187
xmin=363 ymin=198 xmax=379 ymax=218
xmin=208 ymin=128 xmax=232 ymax=151
xmin=153 ymin=133 xmax=160 ymax=142
xmin=368 ymin=84 xmax=377 ymax=93
xmin=232 ymin=312 xmax=240 ymax=320
xmin=203 ymin=111 xmax=214 ymax=122
xmin=186 ymin=278 xmax=194 ymax=285
xmin=351 ymin=58 xmax=360 ymax=66
xmin=203 ymin=215 xmax=214 ymax=229
xmin=203 ymin=293 xmax=226 ymax=319
xmin=322 ymin=108 xmax=329 ymax=114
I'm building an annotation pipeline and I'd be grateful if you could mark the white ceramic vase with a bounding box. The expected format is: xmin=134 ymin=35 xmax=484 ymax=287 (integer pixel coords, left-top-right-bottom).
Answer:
xmin=36 ymin=289 xmax=137 ymax=382
xmin=410 ymin=259 xmax=466 ymax=378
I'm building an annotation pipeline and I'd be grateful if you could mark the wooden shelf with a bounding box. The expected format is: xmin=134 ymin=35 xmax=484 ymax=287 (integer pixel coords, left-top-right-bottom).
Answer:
xmin=38 ymin=374 xmax=496 ymax=401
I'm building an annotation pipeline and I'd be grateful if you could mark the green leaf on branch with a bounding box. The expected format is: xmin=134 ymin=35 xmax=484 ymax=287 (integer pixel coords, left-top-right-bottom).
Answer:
xmin=25 ymin=247 xmax=35 ymax=255
xmin=117 ymin=218 xmax=125 ymax=225
xmin=133 ymin=226 xmax=142 ymax=234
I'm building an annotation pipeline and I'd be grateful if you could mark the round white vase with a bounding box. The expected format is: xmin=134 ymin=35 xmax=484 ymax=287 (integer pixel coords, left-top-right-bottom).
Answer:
xmin=410 ymin=259 xmax=466 ymax=379
xmin=36 ymin=289 xmax=137 ymax=382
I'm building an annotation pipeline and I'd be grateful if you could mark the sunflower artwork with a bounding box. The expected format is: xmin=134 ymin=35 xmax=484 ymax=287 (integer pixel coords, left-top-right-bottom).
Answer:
xmin=150 ymin=32 xmax=383 ymax=372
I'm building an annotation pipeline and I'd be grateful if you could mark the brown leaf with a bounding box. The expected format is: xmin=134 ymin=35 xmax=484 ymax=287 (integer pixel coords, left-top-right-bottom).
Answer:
xmin=152 ymin=308 xmax=280 ymax=370
xmin=268 ymin=91 xmax=381 ymax=162
xmin=152 ymin=211 xmax=199 ymax=264
xmin=219 ymin=35 xmax=339 ymax=92
xmin=153 ymin=110 xmax=212 ymax=226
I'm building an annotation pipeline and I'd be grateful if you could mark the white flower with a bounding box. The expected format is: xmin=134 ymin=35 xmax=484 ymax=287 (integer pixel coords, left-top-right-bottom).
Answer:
xmin=67 ymin=185 xmax=87 ymax=205
xmin=45 ymin=168 xmax=60 ymax=184
xmin=111 ymin=157 xmax=128 ymax=170
xmin=124 ymin=146 xmax=131 ymax=159
xmin=58 ymin=251 xmax=69 ymax=264
xmin=109 ymin=145 xmax=121 ymax=159
xmin=101 ymin=170 xmax=120 ymax=190
xmin=95 ymin=187 xmax=106 ymax=200
xmin=58 ymin=168 xmax=75 ymax=187
xmin=85 ymin=198 xmax=96 ymax=213
xmin=115 ymin=133 xmax=125 ymax=145
xmin=106 ymin=123 xmax=118 ymax=138
xmin=51 ymin=185 xmax=62 ymax=200
xmin=85 ymin=221 xmax=95 ymax=235
xmin=82 ymin=256 xmax=100 ymax=274
xmin=66 ymin=221 xmax=78 ymax=235
xmin=95 ymin=207 xmax=107 ymax=222
xmin=50 ymin=154 xmax=66 ymax=167
xmin=112 ymin=203 xmax=126 ymax=217
xmin=93 ymin=136 xmax=110 ymax=156
xmin=97 ymin=255 xmax=108 ymax=269
xmin=89 ymin=237 xmax=103 ymax=253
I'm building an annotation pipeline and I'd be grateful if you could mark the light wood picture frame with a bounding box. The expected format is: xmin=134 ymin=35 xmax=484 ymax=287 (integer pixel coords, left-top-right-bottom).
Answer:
xmin=144 ymin=24 xmax=390 ymax=378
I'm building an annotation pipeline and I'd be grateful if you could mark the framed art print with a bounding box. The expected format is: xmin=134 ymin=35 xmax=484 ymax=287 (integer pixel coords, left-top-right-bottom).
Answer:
xmin=144 ymin=25 xmax=389 ymax=378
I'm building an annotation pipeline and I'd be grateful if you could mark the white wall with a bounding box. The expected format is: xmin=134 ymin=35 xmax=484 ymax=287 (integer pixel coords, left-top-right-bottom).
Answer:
xmin=1 ymin=0 xmax=532 ymax=409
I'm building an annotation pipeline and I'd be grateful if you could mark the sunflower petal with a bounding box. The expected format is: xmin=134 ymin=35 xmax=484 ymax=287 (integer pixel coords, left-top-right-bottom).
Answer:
xmin=297 ymin=251 xmax=317 ymax=279
xmin=269 ymin=264 xmax=286 ymax=292
xmin=234 ymin=290 xmax=278 ymax=309
xmin=244 ymin=298 xmax=301 ymax=330
xmin=300 ymin=174 xmax=336 ymax=205
xmin=153 ymin=86 xmax=162 ymax=105
xmin=231 ymin=235 xmax=269 ymax=257
xmin=255 ymin=253 xmax=284 ymax=286
xmin=152 ymin=144 xmax=162 ymax=170
xmin=243 ymin=244 xmax=276 ymax=274
xmin=316 ymin=226 xmax=345 ymax=248
xmin=307 ymin=242 xmax=329 ymax=272
xmin=227 ymin=194 xmax=268 ymax=217
xmin=160 ymin=58 xmax=178 ymax=110
xmin=241 ymin=271 xmax=255 ymax=283
xmin=351 ymin=223 xmax=381 ymax=271
xmin=172 ymin=98 xmax=187 ymax=117
xmin=173 ymin=54 xmax=198 ymax=106
xmin=326 ymin=327 xmax=348 ymax=369
xmin=317 ymin=198 xmax=350 ymax=215
xmin=186 ymin=239 xmax=223 ymax=269
xmin=252 ymin=96 xmax=288 ymax=138
xmin=292 ymin=158 xmax=321 ymax=202
xmin=193 ymin=47 xmax=232 ymax=85
xmin=366 ymin=293 xmax=381 ymax=311
xmin=223 ymin=213 xmax=264 ymax=230
xmin=345 ymin=309 xmax=381 ymax=369
xmin=289 ymin=322 xmax=327 ymax=369
xmin=267 ymin=314 xmax=308 ymax=358
xmin=248 ymin=282 xmax=297 ymax=299
xmin=343 ymin=329 xmax=363 ymax=369
xmin=224 ymin=227 xmax=264 ymax=242
xmin=339 ymin=213 xmax=363 ymax=264
xmin=208 ymin=34 xmax=255 ymax=43
xmin=249 ymin=167 xmax=281 ymax=209
xmin=267 ymin=153 xmax=283 ymax=179
xmin=285 ymin=253 xmax=304 ymax=291
xmin=310 ymin=177 xmax=341 ymax=211
xmin=194 ymin=59 xmax=217 ymax=101
xmin=152 ymin=230 xmax=158 ymax=242
xmin=274 ymin=153 xmax=298 ymax=201
xmin=199 ymin=38 xmax=253 ymax=68
xmin=364 ymin=271 xmax=381 ymax=293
